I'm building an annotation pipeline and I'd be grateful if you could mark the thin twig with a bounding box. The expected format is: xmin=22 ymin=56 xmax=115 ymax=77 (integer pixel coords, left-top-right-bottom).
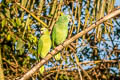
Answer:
xmin=74 ymin=53 xmax=91 ymax=80
xmin=15 ymin=2 xmax=48 ymax=27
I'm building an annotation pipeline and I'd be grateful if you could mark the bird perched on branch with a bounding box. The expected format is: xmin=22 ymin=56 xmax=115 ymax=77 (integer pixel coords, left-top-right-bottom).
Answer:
xmin=52 ymin=14 xmax=70 ymax=60
xmin=37 ymin=28 xmax=51 ymax=74
xmin=38 ymin=28 xmax=51 ymax=59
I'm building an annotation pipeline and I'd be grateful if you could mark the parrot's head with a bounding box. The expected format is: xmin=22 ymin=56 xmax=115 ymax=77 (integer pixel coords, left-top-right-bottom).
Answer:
xmin=59 ymin=15 xmax=71 ymax=23
xmin=40 ymin=28 xmax=49 ymax=35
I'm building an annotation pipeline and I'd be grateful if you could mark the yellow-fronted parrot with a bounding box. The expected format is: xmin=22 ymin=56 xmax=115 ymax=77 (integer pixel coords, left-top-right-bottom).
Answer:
xmin=52 ymin=14 xmax=70 ymax=60
xmin=38 ymin=28 xmax=51 ymax=59
xmin=37 ymin=28 xmax=51 ymax=74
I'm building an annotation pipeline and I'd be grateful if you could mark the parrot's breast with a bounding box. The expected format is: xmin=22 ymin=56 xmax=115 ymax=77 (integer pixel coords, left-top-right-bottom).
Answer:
xmin=55 ymin=26 xmax=68 ymax=45
xmin=40 ymin=35 xmax=51 ymax=58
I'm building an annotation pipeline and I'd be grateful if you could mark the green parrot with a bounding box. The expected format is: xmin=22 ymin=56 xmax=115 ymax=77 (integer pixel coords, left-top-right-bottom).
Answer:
xmin=52 ymin=14 xmax=70 ymax=60
xmin=37 ymin=28 xmax=51 ymax=74
xmin=38 ymin=28 xmax=51 ymax=59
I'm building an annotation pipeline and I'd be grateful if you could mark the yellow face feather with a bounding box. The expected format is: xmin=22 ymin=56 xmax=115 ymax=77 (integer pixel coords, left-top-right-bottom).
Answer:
xmin=40 ymin=28 xmax=50 ymax=35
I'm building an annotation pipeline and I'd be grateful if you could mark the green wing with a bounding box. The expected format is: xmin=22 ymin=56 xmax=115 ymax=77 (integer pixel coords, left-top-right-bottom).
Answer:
xmin=52 ymin=24 xmax=56 ymax=48
xmin=38 ymin=38 xmax=43 ymax=60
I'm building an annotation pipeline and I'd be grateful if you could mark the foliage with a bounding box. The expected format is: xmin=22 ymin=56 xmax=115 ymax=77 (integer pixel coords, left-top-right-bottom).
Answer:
xmin=0 ymin=0 xmax=120 ymax=80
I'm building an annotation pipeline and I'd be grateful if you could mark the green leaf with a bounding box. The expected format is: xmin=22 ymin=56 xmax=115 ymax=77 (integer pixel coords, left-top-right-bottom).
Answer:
xmin=23 ymin=56 xmax=30 ymax=65
xmin=0 ymin=12 xmax=5 ymax=19
xmin=11 ymin=19 xmax=17 ymax=27
xmin=16 ymin=39 xmax=24 ymax=50
xmin=19 ymin=47 xmax=24 ymax=55
xmin=6 ymin=34 xmax=11 ymax=41
xmin=55 ymin=52 xmax=61 ymax=60
xmin=16 ymin=18 xmax=22 ymax=26
xmin=33 ymin=36 xmax=37 ymax=43
xmin=5 ymin=8 xmax=10 ymax=18
xmin=1 ymin=19 xmax=6 ymax=27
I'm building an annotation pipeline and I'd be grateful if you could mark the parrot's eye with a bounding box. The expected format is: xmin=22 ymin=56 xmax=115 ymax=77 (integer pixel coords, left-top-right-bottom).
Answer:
xmin=40 ymin=28 xmax=46 ymax=34
xmin=40 ymin=28 xmax=49 ymax=35
xmin=41 ymin=30 xmax=44 ymax=35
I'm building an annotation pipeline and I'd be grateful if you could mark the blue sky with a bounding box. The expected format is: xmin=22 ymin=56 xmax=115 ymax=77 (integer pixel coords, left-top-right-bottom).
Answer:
xmin=115 ymin=0 xmax=120 ymax=6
